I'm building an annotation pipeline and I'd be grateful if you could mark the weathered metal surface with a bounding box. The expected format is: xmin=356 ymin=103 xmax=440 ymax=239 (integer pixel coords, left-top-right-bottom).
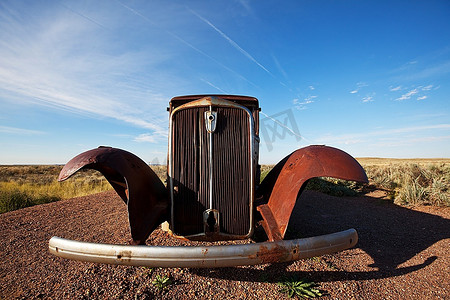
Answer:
xmin=48 ymin=229 xmax=357 ymax=268
xmin=170 ymin=94 xmax=259 ymax=112
xmin=58 ymin=147 xmax=169 ymax=244
xmin=168 ymin=96 xmax=257 ymax=240
xmin=256 ymin=145 xmax=368 ymax=241
xmin=50 ymin=94 xmax=369 ymax=268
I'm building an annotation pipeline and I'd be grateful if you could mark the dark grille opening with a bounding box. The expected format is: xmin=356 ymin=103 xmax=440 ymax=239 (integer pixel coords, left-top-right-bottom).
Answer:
xmin=171 ymin=106 xmax=252 ymax=236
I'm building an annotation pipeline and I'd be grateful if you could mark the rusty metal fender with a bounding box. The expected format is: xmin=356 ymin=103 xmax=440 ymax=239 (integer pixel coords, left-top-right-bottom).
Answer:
xmin=58 ymin=147 xmax=169 ymax=244
xmin=256 ymin=145 xmax=368 ymax=241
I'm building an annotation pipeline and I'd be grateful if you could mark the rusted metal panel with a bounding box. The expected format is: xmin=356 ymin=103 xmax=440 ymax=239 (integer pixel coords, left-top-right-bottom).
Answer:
xmin=256 ymin=145 xmax=368 ymax=241
xmin=255 ymin=204 xmax=283 ymax=241
xmin=170 ymin=94 xmax=259 ymax=111
xmin=58 ymin=147 xmax=169 ymax=245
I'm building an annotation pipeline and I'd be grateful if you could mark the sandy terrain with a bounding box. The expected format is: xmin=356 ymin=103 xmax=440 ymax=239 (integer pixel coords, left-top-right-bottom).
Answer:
xmin=1 ymin=190 xmax=449 ymax=299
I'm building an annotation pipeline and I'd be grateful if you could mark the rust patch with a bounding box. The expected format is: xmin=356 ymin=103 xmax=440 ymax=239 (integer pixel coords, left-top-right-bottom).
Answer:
xmin=257 ymin=145 xmax=368 ymax=240
xmin=255 ymin=244 xmax=290 ymax=264
xmin=117 ymin=250 xmax=132 ymax=262
xmin=256 ymin=204 xmax=282 ymax=241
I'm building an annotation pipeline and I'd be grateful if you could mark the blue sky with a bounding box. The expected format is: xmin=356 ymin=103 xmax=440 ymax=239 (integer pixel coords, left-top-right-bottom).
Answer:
xmin=0 ymin=0 xmax=449 ymax=165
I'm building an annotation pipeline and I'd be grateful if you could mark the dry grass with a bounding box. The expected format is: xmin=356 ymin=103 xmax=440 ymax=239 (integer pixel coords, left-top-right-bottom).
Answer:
xmin=358 ymin=158 xmax=450 ymax=206
xmin=260 ymin=165 xmax=274 ymax=183
xmin=261 ymin=158 xmax=449 ymax=206
xmin=0 ymin=165 xmax=112 ymax=213
xmin=1 ymin=159 xmax=449 ymax=213
xmin=356 ymin=157 xmax=450 ymax=166
xmin=150 ymin=165 xmax=167 ymax=184
xmin=0 ymin=165 xmax=168 ymax=213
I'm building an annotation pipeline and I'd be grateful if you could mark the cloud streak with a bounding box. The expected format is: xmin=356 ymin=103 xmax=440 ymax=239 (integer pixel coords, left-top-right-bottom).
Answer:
xmin=117 ymin=1 xmax=259 ymax=89
xmin=189 ymin=8 xmax=273 ymax=77
xmin=134 ymin=133 xmax=157 ymax=143
xmin=372 ymin=135 xmax=450 ymax=147
xmin=349 ymin=82 xmax=367 ymax=94
xmin=396 ymin=88 xmax=419 ymax=101
xmin=200 ymin=78 xmax=228 ymax=94
xmin=293 ymin=96 xmax=316 ymax=110
xmin=362 ymin=95 xmax=374 ymax=103
xmin=389 ymin=85 xmax=402 ymax=91
xmin=0 ymin=126 xmax=46 ymax=135
xmin=317 ymin=124 xmax=450 ymax=145
xmin=0 ymin=3 xmax=171 ymax=138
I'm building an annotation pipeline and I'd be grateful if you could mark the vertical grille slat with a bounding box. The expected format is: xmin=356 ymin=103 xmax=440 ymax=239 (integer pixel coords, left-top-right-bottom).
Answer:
xmin=213 ymin=108 xmax=250 ymax=235
xmin=172 ymin=105 xmax=252 ymax=237
xmin=172 ymin=108 xmax=207 ymax=235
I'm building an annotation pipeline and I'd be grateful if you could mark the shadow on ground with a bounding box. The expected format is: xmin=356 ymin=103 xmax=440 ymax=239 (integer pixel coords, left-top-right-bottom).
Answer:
xmin=190 ymin=190 xmax=449 ymax=282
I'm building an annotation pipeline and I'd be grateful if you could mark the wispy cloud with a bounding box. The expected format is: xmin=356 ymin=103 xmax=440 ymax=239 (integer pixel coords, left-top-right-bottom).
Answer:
xmin=236 ymin=0 xmax=254 ymax=16
xmin=117 ymin=1 xmax=259 ymax=89
xmin=417 ymin=95 xmax=427 ymax=100
xmin=0 ymin=126 xmax=45 ymax=135
xmin=362 ymin=95 xmax=374 ymax=103
xmin=317 ymin=124 xmax=450 ymax=145
xmin=411 ymin=61 xmax=450 ymax=80
xmin=293 ymin=96 xmax=316 ymax=110
xmin=373 ymin=135 xmax=450 ymax=147
xmin=200 ymin=78 xmax=228 ymax=94
xmin=349 ymin=82 xmax=367 ymax=94
xmin=392 ymin=59 xmax=450 ymax=81
xmin=0 ymin=3 xmax=170 ymax=139
xmin=272 ymin=54 xmax=289 ymax=82
xmin=189 ymin=8 xmax=273 ymax=77
xmin=304 ymin=95 xmax=317 ymax=102
xmin=134 ymin=133 xmax=157 ymax=143
xmin=422 ymin=85 xmax=433 ymax=91
xmin=396 ymin=88 xmax=419 ymax=101
xmin=60 ymin=3 xmax=107 ymax=29
xmin=389 ymin=85 xmax=402 ymax=91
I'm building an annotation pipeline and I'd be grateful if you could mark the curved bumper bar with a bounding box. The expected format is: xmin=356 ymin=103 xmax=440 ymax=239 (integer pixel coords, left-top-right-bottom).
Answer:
xmin=49 ymin=229 xmax=357 ymax=268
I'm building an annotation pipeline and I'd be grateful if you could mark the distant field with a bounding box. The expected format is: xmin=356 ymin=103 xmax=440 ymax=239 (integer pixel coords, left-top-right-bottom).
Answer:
xmin=359 ymin=158 xmax=449 ymax=206
xmin=0 ymin=159 xmax=448 ymax=213
xmin=0 ymin=165 xmax=165 ymax=213
xmin=357 ymin=157 xmax=450 ymax=165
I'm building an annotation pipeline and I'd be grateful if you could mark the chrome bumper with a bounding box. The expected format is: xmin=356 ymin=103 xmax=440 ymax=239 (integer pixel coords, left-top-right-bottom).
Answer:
xmin=48 ymin=229 xmax=357 ymax=268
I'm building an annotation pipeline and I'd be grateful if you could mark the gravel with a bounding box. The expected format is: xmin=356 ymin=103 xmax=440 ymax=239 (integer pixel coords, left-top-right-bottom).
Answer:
xmin=1 ymin=190 xmax=449 ymax=299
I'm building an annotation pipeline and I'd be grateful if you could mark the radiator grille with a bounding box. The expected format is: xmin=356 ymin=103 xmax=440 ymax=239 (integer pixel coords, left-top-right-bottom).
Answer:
xmin=171 ymin=106 xmax=252 ymax=236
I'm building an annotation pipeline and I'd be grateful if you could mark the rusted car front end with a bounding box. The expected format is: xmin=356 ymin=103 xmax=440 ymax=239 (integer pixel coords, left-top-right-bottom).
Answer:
xmin=49 ymin=95 xmax=367 ymax=267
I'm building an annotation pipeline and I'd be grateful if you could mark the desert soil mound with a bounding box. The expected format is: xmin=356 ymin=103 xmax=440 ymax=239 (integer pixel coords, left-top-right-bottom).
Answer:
xmin=1 ymin=190 xmax=449 ymax=299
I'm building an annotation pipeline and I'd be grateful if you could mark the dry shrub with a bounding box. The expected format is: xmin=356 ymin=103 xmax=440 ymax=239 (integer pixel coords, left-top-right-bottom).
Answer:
xmin=260 ymin=165 xmax=274 ymax=183
xmin=0 ymin=164 xmax=169 ymax=213
xmin=0 ymin=166 xmax=112 ymax=213
xmin=150 ymin=165 xmax=167 ymax=184
xmin=259 ymin=161 xmax=449 ymax=206
xmin=1 ymin=161 xmax=448 ymax=214
xmin=364 ymin=163 xmax=449 ymax=206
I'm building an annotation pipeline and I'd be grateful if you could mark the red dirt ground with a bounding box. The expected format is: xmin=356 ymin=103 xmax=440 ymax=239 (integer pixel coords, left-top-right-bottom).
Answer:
xmin=1 ymin=190 xmax=449 ymax=299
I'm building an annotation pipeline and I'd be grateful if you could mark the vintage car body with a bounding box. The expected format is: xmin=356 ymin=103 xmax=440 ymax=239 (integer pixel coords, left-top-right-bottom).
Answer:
xmin=49 ymin=95 xmax=368 ymax=268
